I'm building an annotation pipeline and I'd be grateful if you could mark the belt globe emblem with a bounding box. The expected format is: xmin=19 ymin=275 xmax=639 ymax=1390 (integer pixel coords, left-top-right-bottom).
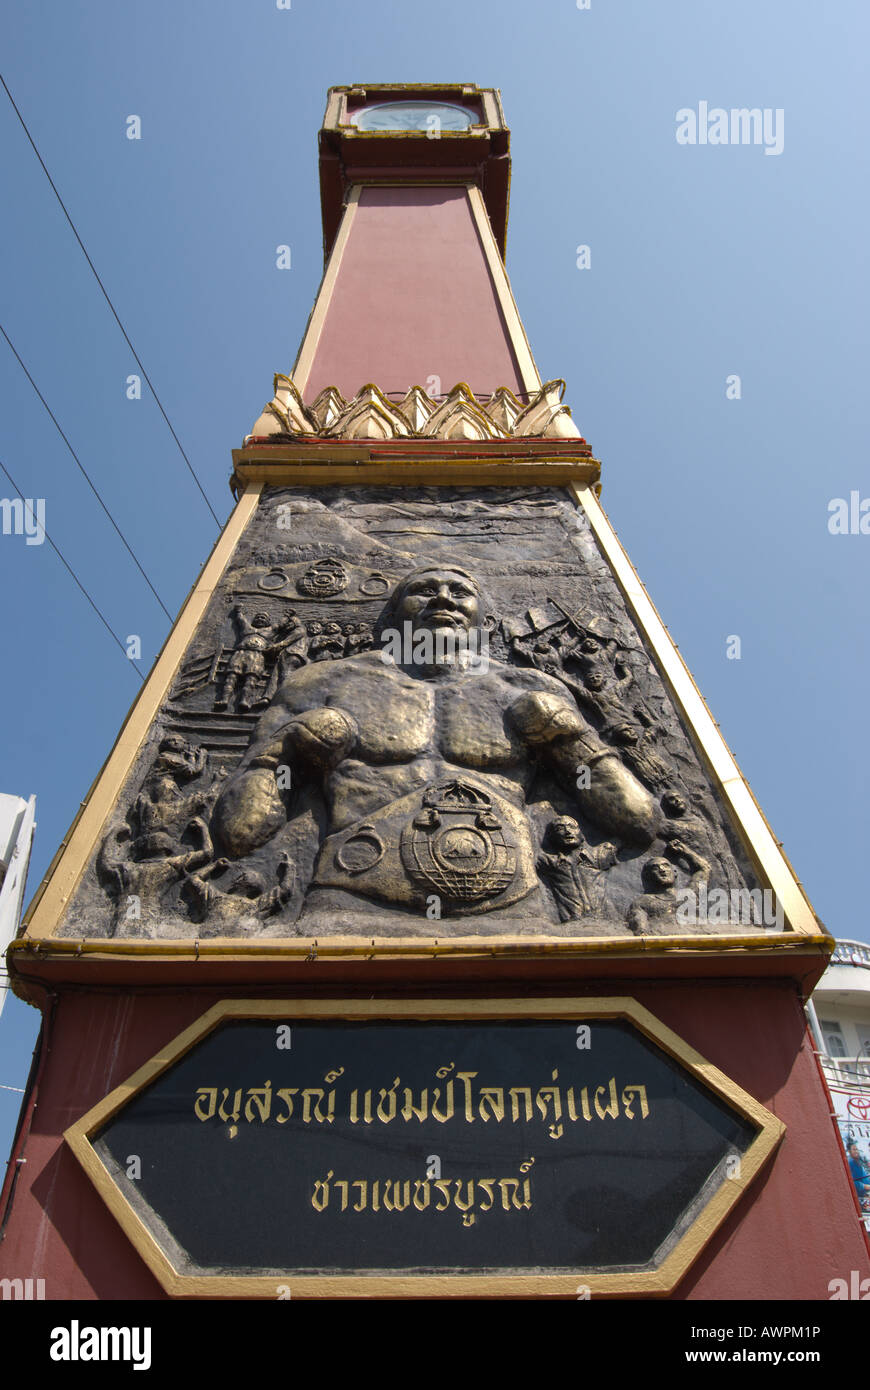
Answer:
xmin=400 ymin=780 xmax=517 ymax=905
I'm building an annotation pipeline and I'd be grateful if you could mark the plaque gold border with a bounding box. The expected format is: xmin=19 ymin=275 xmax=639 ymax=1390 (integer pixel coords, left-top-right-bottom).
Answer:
xmin=64 ymin=996 xmax=784 ymax=1300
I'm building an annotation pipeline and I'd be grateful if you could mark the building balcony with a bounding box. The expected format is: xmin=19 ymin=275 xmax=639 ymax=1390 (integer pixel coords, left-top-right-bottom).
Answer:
xmin=814 ymin=938 xmax=870 ymax=1004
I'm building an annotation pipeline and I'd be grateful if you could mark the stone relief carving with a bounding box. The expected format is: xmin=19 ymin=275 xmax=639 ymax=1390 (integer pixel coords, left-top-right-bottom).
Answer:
xmin=626 ymin=847 xmax=709 ymax=937
xmin=536 ymin=816 xmax=618 ymax=923
xmin=61 ymin=486 xmax=771 ymax=941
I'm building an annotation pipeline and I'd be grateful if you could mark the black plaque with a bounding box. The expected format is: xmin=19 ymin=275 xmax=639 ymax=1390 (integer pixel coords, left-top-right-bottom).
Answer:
xmin=93 ymin=1018 xmax=756 ymax=1276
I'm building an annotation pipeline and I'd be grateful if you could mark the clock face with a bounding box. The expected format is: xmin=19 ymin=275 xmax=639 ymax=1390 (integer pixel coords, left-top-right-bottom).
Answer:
xmin=351 ymin=101 xmax=477 ymax=133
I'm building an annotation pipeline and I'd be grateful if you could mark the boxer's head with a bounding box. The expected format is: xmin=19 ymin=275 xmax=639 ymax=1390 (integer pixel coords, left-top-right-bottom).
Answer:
xmin=387 ymin=566 xmax=484 ymax=637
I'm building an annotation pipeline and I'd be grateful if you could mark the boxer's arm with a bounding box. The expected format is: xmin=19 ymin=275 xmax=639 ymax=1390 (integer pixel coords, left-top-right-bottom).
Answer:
xmin=507 ymin=690 xmax=657 ymax=846
xmin=213 ymin=707 xmax=358 ymax=858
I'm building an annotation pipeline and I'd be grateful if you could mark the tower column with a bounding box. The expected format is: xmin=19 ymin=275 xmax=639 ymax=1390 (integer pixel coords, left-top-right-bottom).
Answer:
xmin=2 ymin=84 xmax=865 ymax=1304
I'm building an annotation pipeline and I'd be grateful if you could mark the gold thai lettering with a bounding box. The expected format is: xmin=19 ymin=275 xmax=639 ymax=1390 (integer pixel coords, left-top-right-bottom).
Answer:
xmin=431 ymin=1081 xmax=454 ymax=1124
xmin=383 ymin=1179 xmax=410 ymax=1211
xmin=479 ymin=1087 xmax=505 ymax=1122
xmin=275 ymin=1087 xmax=298 ymax=1123
xmin=574 ymin=1086 xmax=593 ymax=1121
xmin=594 ymin=1077 xmax=620 ymax=1120
xmin=498 ymin=1178 xmax=531 ymax=1211
xmin=194 ymin=1087 xmax=217 ymax=1121
xmin=218 ymin=1088 xmax=242 ymax=1124
xmin=401 ymin=1086 xmax=428 ymax=1123
xmin=192 ymin=1075 xmax=651 ymax=1128
xmin=434 ymin=1179 xmax=452 ymax=1211
xmin=454 ymin=1179 xmax=474 ymax=1212
xmin=349 ymin=1089 xmax=374 ymax=1124
xmin=244 ymin=1081 xmax=272 ymax=1123
xmin=456 ymin=1072 xmax=478 ymax=1122
xmin=509 ymin=1087 xmax=533 ymax=1122
xmin=377 ymin=1078 xmax=401 ymax=1124
xmin=621 ymin=1084 xmax=649 ymax=1119
xmin=311 ymin=1170 xmax=333 ymax=1211
xmin=310 ymin=1170 xmax=534 ymax=1217
xmin=535 ymin=1070 xmax=562 ymax=1124
xmin=478 ymin=1179 xmax=496 ymax=1211
xmin=301 ymin=1087 xmax=330 ymax=1123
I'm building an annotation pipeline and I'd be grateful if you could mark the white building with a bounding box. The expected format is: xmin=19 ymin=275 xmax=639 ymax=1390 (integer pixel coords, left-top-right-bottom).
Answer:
xmin=0 ymin=793 xmax=36 ymax=1018
xmin=808 ymin=938 xmax=870 ymax=1223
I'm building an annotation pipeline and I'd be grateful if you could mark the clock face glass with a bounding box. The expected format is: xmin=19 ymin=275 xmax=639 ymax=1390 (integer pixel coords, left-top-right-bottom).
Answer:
xmin=351 ymin=101 xmax=477 ymax=133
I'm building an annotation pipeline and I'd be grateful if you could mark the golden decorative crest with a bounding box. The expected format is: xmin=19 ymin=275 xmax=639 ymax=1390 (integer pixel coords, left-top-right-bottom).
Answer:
xmin=246 ymin=376 xmax=583 ymax=444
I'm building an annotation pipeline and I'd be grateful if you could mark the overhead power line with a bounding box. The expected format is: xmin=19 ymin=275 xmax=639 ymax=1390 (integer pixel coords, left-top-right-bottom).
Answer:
xmin=1 ymin=322 xmax=173 ymax=621
xmin=0 ymin=70 xmax=223 ymax=530
xmin=0 ymin=455 xmax=144 ymax=681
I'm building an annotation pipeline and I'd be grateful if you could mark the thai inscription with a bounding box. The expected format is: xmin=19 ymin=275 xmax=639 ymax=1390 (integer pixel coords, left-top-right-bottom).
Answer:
xmin=91 ymin=1018 xmax=757 ymax=1275
xmin=192 ymin=1071 xmax=650 ymax=1138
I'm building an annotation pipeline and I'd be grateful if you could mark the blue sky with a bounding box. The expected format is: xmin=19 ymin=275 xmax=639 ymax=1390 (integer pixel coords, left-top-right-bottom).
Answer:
xmin=1 ymin=0 xmax=867 ymax=1156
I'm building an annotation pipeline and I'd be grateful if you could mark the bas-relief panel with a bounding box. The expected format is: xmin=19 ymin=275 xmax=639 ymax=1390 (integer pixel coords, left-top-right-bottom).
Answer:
xmin=59 ymin=487 xmax=771 ymax=942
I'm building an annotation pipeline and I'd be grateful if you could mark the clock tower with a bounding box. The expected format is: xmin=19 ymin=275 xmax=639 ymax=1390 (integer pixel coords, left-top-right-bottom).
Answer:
xmin=1 ymin=84 xmax=866 ymax=1302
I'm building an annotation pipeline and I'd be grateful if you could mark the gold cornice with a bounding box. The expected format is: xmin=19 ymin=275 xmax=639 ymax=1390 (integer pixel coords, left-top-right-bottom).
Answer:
xmin=64 ymin=996 xmax=785 ymax=1300
xmin=246 ymin=376 xmax=583 ymax=451
xmin=231 ymin=450 xmax=599 ymax=491
xmin=9 ymin=929 xmax=833 ymax=971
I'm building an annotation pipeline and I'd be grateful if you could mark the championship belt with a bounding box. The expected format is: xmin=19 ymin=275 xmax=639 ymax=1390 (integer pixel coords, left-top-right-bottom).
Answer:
xmin=313 ymin=778 xmax=535 ymax=915
xmin=400 ymin=780 xmax=515 ymax=904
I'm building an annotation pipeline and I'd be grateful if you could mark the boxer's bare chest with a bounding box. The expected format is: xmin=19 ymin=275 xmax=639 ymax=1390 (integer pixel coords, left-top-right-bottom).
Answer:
xmin=321 ymin=666 xmax=524 ymax=769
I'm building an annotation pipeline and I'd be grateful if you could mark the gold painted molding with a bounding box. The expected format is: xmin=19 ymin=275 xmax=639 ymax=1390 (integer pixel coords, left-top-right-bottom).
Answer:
xmin=231 ymin=453 xmax=599 ymax=489
xmin=466 ymin=184 xmax=540 ymax=396
xmin=10 ymin=927 xmax=831 ymax=968
xmin=21 ymin=485 xmax=263 ymax=938
xmin=65 ymin=996 xmax=785 ymax=1300
xmin=291 ymin=185 xmax=362 ymax=395
xmin=572 ymin=482 xmax=824 ymax=941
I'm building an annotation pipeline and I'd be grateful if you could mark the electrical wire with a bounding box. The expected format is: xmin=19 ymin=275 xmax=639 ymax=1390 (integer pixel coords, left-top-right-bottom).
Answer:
xmin=1 ymin=322 xmax=173 ymax=620
xmin=0 ymin=456 xmax=144 ymax=680
xmin=0 ymin=70 xmax=223 ymax=530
